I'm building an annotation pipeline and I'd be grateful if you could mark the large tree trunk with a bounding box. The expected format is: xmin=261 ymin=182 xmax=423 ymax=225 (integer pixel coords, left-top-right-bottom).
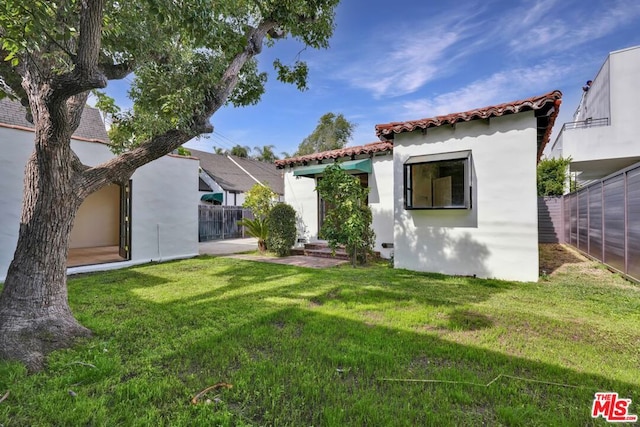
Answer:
xmin=0 ymin=89 xmax=92 ymax=370
xmin=0 ymin=154 xmax=90 ymax=371
xmin=0 ymin=3 xmax=277 ymax=370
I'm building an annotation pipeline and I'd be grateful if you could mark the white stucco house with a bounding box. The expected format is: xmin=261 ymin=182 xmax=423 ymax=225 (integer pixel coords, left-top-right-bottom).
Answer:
xmin=376 ymin=91 xmax=562 ymax=282
xmin=549 ymin=46 xmax=640 ymax=183
xmin=275 ymin=142 xmax=394 ymax=259
xmin=278 ymin=91 xmax=562 ymax=282
xmin=0 ymin=99 xmax=200 ymax=281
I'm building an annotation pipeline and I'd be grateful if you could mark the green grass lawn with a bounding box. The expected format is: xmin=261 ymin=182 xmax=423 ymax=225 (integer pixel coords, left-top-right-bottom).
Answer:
xmin=1 ymin=245 xmax=639 ymax=426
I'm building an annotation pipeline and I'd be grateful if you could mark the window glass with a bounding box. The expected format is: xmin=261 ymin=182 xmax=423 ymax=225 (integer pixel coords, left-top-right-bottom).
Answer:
xmin=405 ymin=158 xmax=469 ymax=209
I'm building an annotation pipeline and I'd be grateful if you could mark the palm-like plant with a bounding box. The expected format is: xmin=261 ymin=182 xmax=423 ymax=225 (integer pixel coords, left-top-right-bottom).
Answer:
xmin=238 ymin=217 xmax=268 ymax=253
xmin=230 ymin=145 xmax=250 ymax=158
xmin=253 ymin=145 xmax=279 ymax=162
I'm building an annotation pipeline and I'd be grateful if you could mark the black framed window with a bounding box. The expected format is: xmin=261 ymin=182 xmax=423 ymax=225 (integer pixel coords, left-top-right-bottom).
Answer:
xmin=404 ymin=152 xmax=471 ymax=209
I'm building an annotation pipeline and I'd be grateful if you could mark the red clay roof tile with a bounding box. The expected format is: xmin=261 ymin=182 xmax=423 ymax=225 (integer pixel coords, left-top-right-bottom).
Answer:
xmin=275 ymin=141 xmax=393 ymax=168
xmin=375 ymin=90 xmax=562 ymax=161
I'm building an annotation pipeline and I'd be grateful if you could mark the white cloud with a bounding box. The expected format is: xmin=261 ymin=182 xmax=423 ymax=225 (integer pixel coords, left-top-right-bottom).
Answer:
xmin=508 ymin=0 xmax=640 ymax=53
xmin=340 ymin=29 xmax=461 ymax=99
xmin=515 ymin=0 xmax=561 ymax=28
xmin=397 ymin=62 xmax=575 ymax=120
xmin=331 ymin=6 xmax=488 ymax=100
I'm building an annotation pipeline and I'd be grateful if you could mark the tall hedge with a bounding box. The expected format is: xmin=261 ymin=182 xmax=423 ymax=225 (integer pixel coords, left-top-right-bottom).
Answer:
xmin=537 ymin=156 xmax=571 ymax=196
xmin=267 ymin=203 xmax=297 ymax=256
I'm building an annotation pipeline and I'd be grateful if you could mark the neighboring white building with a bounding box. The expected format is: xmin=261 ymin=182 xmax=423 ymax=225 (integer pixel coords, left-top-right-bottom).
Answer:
xmin=549 ymin=46 xmax=640 ymax=182
xmin=278 ymin=93 xmax=561 ymax=281
xmin=275 ymin=142 xmax=394 ymax=259
xmin=0 ymin=99 xmax=200 ymax=281
xmin=374 ymin=91 xmax=562 ymax=282
xmin=189 ymin=148 xmax=284 ymax=206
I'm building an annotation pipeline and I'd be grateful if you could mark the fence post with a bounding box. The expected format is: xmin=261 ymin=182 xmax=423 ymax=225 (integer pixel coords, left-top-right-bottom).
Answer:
xmin=601 ymin=181 xmax=605 ymax=262
xmin=624 ymin=171 xmax=628 ymax=275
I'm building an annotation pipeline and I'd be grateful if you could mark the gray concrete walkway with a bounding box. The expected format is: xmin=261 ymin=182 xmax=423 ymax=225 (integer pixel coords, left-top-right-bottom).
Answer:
xmin=199 ymin=237 xmax=258 ymax=255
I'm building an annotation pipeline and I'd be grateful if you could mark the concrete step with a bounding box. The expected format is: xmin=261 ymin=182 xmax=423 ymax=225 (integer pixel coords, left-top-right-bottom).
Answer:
xmin=291 ymin=247 xmax=350 ymax=260
xmin=291 ymin=244 xmax=380 ymax=261
xmin=302 ymin=242 xmax=342 ymax=250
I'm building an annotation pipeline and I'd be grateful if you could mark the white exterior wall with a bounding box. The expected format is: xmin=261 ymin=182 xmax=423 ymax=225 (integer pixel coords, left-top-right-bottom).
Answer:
xmin=283 ymin=154 xmax=394 ymax=258
xmin=225 ymin=191 xmax=246 ymax=207
xmin=1 ymin=126 xmax=199 ymax=281
xmin=368 ymin=156 xmax=394 ymax=258
xmin=130 ymin=155 xmax=199 ymax=262
xmin=393 ymin=112 xmax=539 ymax=282
xmin=575 ymin=56 xmax=610 ymax=123
xmin=283 ymin=170 xmax=320 ymax=242
xmin=555 ymin=46 xmax=640 ymax=179
xmin=0 ymin=128 xmax=36 ymax=281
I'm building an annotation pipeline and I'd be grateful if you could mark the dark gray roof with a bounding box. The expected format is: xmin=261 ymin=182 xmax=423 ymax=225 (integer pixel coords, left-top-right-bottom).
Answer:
xmin=189 ymin=148 xmax=284 ymax=195
xmin=0 ymin=98 xmax=109 ymax=143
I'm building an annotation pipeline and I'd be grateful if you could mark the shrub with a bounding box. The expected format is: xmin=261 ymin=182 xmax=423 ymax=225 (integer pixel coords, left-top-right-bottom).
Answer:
xmin=238 ymin=217 xmax=268 ymax=253
xmin=267 ymin=203 xmax=297 ymax=256
xmin=315 ymin=164 xmax=375 ymax=266
xmin=243 ymin=184 xmax=277 ymax=220
xmin=537 ymin=156 xmax=571 ymax=196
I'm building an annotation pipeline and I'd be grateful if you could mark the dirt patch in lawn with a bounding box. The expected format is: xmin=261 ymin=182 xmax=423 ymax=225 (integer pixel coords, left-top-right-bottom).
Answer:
xmin=539 ymin=244 xmax=587 ymax=275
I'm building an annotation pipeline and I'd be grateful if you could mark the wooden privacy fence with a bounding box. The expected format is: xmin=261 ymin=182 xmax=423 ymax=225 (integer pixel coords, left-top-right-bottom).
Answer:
xmin=198 ymin=205 xmax=253 ymax=242
xmin=562 ymin=162 xmax=640 ymax=281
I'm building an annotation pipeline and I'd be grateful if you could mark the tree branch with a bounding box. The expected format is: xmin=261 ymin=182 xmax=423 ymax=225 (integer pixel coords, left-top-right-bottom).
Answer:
xmin=204 ymin=20 xmax=277 ymax=115
xmin=79 ymin=129 xmax=194 ymax=196
xmin=50 ymin=0 xmax=107 ymax=102
xmin=80 ymin=19 xmax=278 ymax=196
xmin=75 ymin=0 xmax=105 ymax=81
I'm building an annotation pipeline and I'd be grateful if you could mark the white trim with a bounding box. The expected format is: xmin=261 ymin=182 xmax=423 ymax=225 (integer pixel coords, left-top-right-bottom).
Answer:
xmin=226 ymin=155 xmax=264 ymax=187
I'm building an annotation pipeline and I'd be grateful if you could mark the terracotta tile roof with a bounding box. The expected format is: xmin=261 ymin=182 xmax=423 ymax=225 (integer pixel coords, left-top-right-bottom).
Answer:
xmin=0 ymin=98 xmax=109 ymax=144
xmin=375 ymin=90 xmax=562 ymax=161
xmin=275 ymin=141 xmax=393 ymax=168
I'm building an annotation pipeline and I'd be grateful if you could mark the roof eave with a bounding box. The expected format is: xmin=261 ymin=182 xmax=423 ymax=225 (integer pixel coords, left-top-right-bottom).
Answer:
xmin=375 ymin=90 xmax=563 ymax=142
xmin=275 ymin=141 xmax=394 ymax=169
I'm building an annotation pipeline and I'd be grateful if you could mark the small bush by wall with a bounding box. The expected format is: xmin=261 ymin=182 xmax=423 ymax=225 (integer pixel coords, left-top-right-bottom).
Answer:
xmin=267 ymin=203 xmax=297 ymax=256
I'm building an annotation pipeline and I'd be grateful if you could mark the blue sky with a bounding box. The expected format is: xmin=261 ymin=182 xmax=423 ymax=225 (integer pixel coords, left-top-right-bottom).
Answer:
xmin=106 ymin=0 xmax=640 ymax=158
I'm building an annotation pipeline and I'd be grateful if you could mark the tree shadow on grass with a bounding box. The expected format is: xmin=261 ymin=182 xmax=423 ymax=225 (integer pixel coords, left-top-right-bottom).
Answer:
xmin=157 ymin=306 xmax=638 ymax=426
xmin=28 ymin=258 xmax=635 ymax=426
xmin=447 ymin=309 xmax=494 ymax=331
xmin=539 ymin=244 xmax=586 ymax=275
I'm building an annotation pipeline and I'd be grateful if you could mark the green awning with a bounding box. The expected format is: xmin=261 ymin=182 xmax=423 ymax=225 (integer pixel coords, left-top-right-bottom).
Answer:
xmin=200 ymin=193 xmax=223 ymax=203
xmin=293 ymin=158 xmax=372 ymax=177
